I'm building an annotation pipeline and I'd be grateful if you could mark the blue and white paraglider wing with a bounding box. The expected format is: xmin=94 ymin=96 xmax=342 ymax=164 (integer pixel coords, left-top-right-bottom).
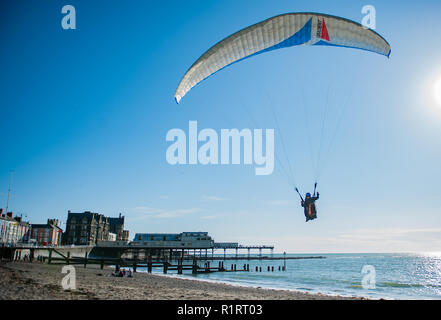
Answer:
xmin=174 ymin=12 xmax=391 ymax=103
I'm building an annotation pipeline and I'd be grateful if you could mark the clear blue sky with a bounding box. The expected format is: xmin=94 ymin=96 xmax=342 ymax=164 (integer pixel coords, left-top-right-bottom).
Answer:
xmin=1 ymin=0 xmax=441 ymax=253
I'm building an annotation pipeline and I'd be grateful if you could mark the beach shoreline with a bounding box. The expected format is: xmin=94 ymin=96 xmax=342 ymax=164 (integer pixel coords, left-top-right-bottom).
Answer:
xmin=0 ymin=261 xmax=363 ymax=300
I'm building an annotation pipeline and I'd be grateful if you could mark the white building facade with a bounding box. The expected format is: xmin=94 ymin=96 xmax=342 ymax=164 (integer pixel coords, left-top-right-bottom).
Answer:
xmin=0 ymin=214 xmax=30 ymax=245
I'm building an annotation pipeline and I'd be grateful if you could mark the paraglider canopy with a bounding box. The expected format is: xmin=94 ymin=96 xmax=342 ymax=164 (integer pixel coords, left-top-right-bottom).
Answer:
xmin=175 ymin=12 xmax=391 ymax=103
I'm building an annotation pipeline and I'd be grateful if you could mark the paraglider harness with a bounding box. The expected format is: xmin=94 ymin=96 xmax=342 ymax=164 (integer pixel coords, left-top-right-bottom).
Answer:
xmin=296 ymin=183 xmax=319 ymax=222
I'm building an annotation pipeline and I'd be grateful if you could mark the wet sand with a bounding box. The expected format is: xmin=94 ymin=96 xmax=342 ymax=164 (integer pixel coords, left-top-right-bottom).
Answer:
xmin=0 ymin=261 xmax=361 ymax=300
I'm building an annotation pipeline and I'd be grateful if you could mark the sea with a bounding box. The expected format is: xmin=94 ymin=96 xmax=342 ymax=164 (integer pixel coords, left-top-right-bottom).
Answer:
xmin=138 ymin=252 xmax=441 ymax=300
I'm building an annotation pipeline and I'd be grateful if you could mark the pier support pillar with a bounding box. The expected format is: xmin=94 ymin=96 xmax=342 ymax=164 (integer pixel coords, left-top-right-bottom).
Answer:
xmin=163 ymin=261 xmax=168 ymax=274
xmin=148 ymin=256 xmax=152 ymax=273
xmin=178 ymin=259 xmax=183 ymax=274
xmin=192 ymin=258 xmax=198 ymax=274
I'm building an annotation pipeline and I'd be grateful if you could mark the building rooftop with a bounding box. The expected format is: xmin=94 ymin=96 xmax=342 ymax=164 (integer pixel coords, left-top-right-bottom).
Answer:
xmin=31 ymin=223 xmax=62 ymax=231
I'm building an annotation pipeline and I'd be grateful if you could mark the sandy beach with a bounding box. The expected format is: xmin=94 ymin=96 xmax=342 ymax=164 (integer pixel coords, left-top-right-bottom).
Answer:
xmin=0 ymin=261 xmax=361 ymax=300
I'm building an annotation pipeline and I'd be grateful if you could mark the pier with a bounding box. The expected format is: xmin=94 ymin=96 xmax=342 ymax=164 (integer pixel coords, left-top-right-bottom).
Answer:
xmin=1 ymin=243 xmax=325 ymax=275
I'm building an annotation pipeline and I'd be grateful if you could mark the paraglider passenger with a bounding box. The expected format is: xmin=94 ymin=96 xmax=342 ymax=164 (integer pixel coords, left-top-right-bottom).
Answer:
xmin=301 ymin=192 xmax=319 ymax=222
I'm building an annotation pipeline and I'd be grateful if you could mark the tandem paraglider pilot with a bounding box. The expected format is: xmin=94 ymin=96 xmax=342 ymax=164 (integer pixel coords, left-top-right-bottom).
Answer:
xmin=301 ymin=191 xmax=319 ymax=222
xmin=296 ymin=184 xmax=319 ymax=222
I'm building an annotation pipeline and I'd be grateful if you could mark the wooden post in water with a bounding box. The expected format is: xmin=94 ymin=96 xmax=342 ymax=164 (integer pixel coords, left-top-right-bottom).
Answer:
xmin=283 ymin=251 xmax=286 ymax=271
xmin=84 ymin=251 xmax=88 ymax=268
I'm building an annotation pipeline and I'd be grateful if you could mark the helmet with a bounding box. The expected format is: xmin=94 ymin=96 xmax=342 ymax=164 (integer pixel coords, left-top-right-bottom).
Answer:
xmin=306 ymin=193 xmax=311 ymax=197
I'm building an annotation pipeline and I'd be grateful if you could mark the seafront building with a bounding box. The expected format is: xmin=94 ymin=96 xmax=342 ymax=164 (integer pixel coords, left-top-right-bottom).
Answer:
xmin=108 ymin=215 xmax=129 ymax=242
xmin=63 ymin=211 xmax=129 ymax=245
xmin=0 ymin=209 xmax=31 ymax=245
xmin=30 ymin=219 xmax=63 ymax=246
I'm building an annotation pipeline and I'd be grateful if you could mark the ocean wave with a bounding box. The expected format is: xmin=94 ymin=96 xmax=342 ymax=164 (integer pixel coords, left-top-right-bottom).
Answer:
xmin=379 ymin=282 xmax=423 ymax=288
